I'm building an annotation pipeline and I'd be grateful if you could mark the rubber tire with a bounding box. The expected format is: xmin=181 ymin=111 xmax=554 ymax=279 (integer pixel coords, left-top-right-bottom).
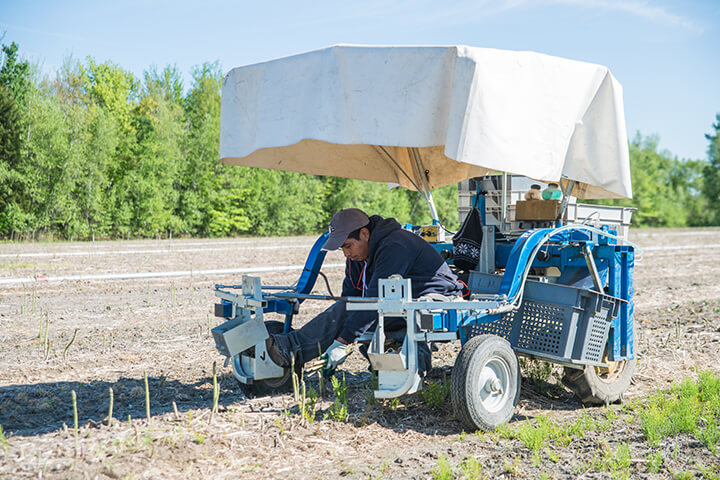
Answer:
xmin=233 ymin=320 xmax=303 ymax=396
xmin=562 ymin=327 xmax=639 ymax=405
xmin=451 ymin=334 xmax=521 ymax=431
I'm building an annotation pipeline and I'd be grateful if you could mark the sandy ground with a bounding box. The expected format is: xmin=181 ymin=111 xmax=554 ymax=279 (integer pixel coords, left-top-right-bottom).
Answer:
xmin=0 ymin=227 xmax=719 ymax=478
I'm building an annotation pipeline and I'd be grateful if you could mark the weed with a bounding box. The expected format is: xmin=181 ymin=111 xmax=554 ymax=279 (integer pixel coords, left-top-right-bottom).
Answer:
xmin=638 ymin=371 xmax=720 ymax=449
xmin=698 ymin=416 xmax=719 ymax=454
xmin=298 ymin=382 xmax=317 ymax=423
xmin=274 ymin=417 xmax=285 ymax=434
xmin=500 ymin=414 xmax=555 ymax=452
xmin=593 ymin=442 xmax=632 ymax=480
xmin=645 ymin=451 xmax=662 ymax=473
xmin=672 ymin=471 xmax=693 ymax=480
xmin=240 ymin=462 xmax=262 ymax=472
xmin=192 ymin=431 xmax=205 ymax=444
xmin=430 ymin=454 xmax=453 ymax=480
xmin=458 ymin=430 xmax=467 ymax=441
xmin=340 ymin=464 xmax=359 ymax=475
xmin=329 ymin=373 xmax=348 ymax=422
xmin=503 ymin=456 xmax=520 ymax=475
xmin=0 ymin=424 xmax=9 ymax=455
xmin=520 ymin=358 xmax=553 ymax=384
xmin=420 ymin=376 xmax=450 ymax=408
xmin=697 ymin=461 xmax=720 ymax=480
xmin=546 ymin=448 xmax=560 ymax=463
xmin=601 ymin=405 xmax=617 ymax=430
xmin=460 ymin=456 xmax=485 ymax=479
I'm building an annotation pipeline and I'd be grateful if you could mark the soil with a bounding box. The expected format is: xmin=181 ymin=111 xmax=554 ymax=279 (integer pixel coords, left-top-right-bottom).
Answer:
xmin=0 ymin=228 xmax=719 ymax=479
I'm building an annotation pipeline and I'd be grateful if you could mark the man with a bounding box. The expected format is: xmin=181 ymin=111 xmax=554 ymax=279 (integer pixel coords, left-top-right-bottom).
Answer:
xmin=266 ymin=208 xmax=463 ymax=375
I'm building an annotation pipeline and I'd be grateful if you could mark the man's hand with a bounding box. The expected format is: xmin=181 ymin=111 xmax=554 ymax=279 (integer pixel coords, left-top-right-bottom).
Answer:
xmin=324 ymin=339 xmax=352 ymax=371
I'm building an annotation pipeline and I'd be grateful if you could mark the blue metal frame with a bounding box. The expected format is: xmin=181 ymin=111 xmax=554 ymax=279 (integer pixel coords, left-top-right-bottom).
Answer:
xmin=215 ymin=232 xmax=330 ymax=333
xmin=417 ymin=223 xmax=634 ymax=362
xmin=215 ymin=218 xmax=635 ymax=364
xmin=607 ymin=246 xmax=634 ymax=361
xmin=498 ymin=228 xmax=553 ymax=299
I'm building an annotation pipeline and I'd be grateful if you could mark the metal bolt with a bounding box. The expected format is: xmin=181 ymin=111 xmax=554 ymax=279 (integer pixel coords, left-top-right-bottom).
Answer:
xmin=486 ymin=378 xmax=503 ymax=394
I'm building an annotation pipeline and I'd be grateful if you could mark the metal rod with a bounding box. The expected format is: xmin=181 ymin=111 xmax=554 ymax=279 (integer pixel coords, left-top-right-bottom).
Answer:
xmin=410 ymin=147 xmax=439 ymax=221
xmin=215 ymin=284 xmax=294 ymax=290
xmin=582 ymin=243 xmax=604 ymax=292
xmin=376 ymin=146 xmax=422 ymax=192
xmin=556 ymin=179 xmax=576 ymax=224
xmin=501 ymin=172 xmax=508 ymax=229
xmin=268 ymin=292 xmax=379 ymax=303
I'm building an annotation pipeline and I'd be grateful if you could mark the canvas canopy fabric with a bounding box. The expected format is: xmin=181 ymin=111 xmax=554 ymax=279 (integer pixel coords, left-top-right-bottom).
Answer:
xmin=220 ymin=45 xmax=631 ymax=199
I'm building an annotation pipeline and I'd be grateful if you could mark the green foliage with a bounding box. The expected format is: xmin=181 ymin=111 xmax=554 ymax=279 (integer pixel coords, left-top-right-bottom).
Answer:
xmin=419 ymin=377 xmax=451 ymax=408
xmin=0 ymin=41 xmax=718 ymax=239
xmin=592 ymin=443 xmax=632 ymax=480
xmin=520 ymin=358 xmax=553 ymax=384
xmin=638 ymin=371 xmax=720 ymax=451
xmin=703 ymin=114 xmax=720 ymax=225
xmin=645 ymin=451 xmax=663 ymax=473
xmin=430 ymin=455 xmax=454 ymax=480
xmin=591 ymin=134 xmax=710 ymax=227
xmin=0 ymin=42 xmax=31 ymax=109
xmin=0 ymin=424 xmax=8 ymax=454
xmin=329 ymin=373 xmax=349 ymax=422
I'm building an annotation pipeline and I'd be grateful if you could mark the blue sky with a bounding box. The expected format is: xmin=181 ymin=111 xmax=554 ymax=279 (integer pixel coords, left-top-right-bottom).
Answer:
xmin=1 ymin=0 xmax=718 ymax=161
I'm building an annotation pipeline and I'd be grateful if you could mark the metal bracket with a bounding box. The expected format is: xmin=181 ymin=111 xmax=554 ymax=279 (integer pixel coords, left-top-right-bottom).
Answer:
xmin=582 ymin=244 xmax=604 ymax=292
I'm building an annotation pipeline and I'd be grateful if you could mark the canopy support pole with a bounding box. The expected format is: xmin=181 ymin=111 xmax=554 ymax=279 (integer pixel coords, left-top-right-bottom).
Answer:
xmin=556 ymin=179 xmax=576 ymax=224
xmin=410 ymin=148 xmax=439 ymax=221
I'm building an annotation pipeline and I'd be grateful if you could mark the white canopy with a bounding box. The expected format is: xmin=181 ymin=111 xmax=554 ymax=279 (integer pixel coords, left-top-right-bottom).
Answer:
xmin=220 ymin=45 xmax=631 ymax=200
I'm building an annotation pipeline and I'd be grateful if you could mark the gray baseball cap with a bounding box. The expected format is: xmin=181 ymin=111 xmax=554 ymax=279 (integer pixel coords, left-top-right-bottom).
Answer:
xmin=322 ymin=208 xmax=370 ymax=251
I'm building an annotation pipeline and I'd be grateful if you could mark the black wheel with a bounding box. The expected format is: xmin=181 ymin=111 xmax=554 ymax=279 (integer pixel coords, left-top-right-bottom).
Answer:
xmin=562 ymin=328 xmax=639 ymax=405
xmin=451 ymin=334 xmax=521 ymax=431
xmin=232 ymin=320 xmax=302 ymax=396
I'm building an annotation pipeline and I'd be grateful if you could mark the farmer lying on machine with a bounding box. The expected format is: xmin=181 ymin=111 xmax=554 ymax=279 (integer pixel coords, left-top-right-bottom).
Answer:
xmin=264 ymin=208 xmax=464 ymax=375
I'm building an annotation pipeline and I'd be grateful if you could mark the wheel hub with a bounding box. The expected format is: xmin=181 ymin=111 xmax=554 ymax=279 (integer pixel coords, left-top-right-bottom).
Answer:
xmin=477 ymin=357 xmax=511 ymax=413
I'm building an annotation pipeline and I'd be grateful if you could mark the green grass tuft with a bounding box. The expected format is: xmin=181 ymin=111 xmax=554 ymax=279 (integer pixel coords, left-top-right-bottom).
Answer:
xmin=638 ymin=370 xmax=720 ymax=450
xmin=430 ymin=454 xmax=453 ymax=480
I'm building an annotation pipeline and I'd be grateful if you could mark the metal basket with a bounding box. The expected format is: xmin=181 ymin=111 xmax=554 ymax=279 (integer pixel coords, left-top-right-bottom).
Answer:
xmin=465 ymin=273 xmax=622 ymax=366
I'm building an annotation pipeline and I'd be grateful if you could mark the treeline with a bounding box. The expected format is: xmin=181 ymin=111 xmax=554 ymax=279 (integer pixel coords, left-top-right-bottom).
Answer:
xmin=594 ymin=130 xmax=720 ymax=227
xmin=0 ymin=41 xmax=718 ymax=241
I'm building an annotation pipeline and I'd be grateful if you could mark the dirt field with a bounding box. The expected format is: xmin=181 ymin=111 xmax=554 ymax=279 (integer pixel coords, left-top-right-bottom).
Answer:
xmin=1 ymin=228 xmax=719 ymax=479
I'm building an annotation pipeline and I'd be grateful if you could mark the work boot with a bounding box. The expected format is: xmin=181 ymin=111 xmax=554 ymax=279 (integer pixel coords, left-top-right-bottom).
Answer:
xmin=265 ymin=335 xmax=290 ymax=367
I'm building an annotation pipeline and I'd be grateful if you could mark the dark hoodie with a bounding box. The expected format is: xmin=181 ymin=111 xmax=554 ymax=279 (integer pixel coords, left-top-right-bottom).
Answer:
xmin=338 ymin=215 xmax=462 ymax=342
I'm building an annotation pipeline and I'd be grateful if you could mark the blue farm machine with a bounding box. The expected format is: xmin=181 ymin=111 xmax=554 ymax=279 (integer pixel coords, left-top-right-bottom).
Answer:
xmin=210 ymin=45 xmax=638 ymax=430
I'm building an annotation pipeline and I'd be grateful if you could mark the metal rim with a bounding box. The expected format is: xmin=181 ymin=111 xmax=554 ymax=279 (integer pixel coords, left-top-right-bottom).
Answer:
xmin=595 ymin=360 xmax=627 ymax=383
xmin=476 ymin=356 xmax=512 ymax=413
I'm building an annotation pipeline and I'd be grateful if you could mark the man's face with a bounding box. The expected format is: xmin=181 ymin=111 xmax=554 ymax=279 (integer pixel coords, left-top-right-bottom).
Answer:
xmin=340 ymin=228 xmax=370 ymax=262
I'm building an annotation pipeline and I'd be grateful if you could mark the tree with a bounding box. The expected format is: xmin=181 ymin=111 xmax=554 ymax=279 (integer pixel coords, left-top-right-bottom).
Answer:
xmin=702 ymin=114 xmax=720 ymax=225
xmin=0 ymin=42 xmax=33 ymax=237
xmin=593 ymin=134 xmax=702 ymax=227
xmin=0 ymin=42 xmax=31 ymax=109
